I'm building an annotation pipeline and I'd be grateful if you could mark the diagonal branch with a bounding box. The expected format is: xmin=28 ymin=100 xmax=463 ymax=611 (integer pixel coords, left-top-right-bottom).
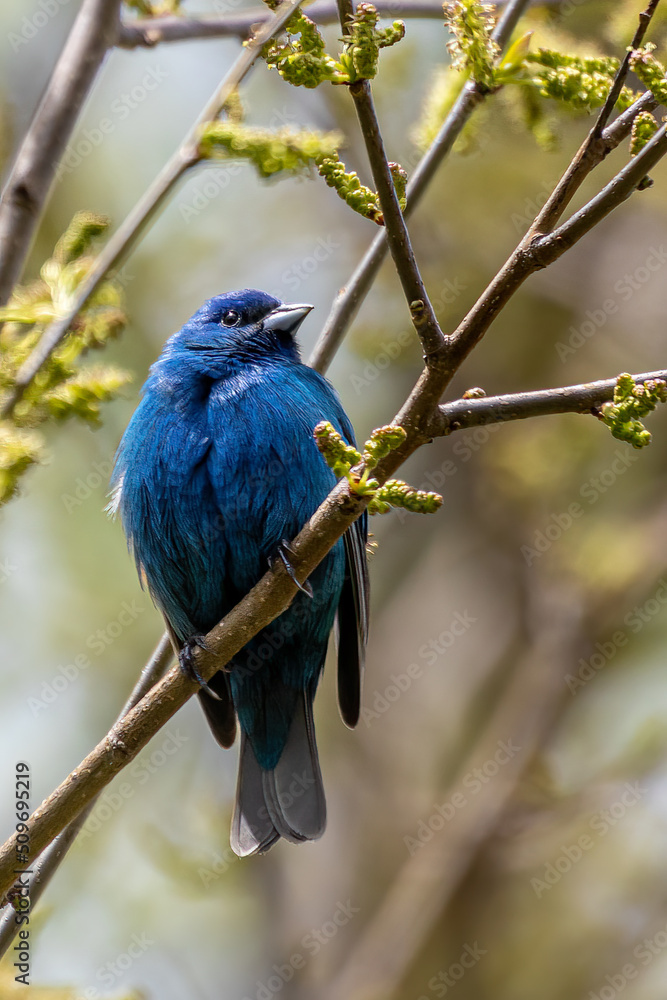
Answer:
xmin=0 ymin=0 xmax=304 ymax=422
xmin=0 ymin=0 xmax=123 ymax=307
xmin=0 ymin=470 xmax=369 ymax=902
xmin=545 ymin=124 xmax=667 ymax=248
xmin=346 ymin=76 xmax=446 ymax=360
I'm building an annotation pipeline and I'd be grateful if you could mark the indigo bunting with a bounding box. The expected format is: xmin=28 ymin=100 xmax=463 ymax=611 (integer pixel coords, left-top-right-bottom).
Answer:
xmin=111 ymin=289 xmax=368 ymax=856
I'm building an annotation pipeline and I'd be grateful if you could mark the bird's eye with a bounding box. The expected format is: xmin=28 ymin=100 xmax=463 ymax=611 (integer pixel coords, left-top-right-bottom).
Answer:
xmin=221 ymin=309 xmax=240 ymax=327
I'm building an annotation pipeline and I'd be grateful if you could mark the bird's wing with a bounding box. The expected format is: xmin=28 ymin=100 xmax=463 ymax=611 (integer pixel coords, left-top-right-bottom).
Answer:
xmin=318 ymin=390 xmax=369 ymax=729
xmin=337 ymin=509 xmax=369 ymax=728
xmin=163 ymin=617 xmax=237 ymax=749
xmin=197 ymin=673 xmax=237 ymax=749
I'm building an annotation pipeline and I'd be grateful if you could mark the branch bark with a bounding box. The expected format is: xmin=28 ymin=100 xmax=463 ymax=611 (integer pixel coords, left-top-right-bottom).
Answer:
xmin=430 ymin=369 xmax=667 ymax=435
xmin=0 ymin=0 xmax=123 ymax=307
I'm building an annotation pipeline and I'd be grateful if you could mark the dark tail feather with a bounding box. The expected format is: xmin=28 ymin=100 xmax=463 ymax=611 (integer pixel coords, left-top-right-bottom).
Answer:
xmin=230 ymin=691 xmax=326 ymax=857
xmin=337 ymin=518 xmax=369 ymax=728
xmin=230 ymin=734 xmax=280 ymax=857
xmin=198 ymin=670 xmax=237 ymax=749
xmin=262 ymin=691 xmax=326 ymax=843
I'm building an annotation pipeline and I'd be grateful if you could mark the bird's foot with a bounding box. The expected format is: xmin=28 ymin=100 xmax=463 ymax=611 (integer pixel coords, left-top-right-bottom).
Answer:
xmin=272 ymin=539 xmax=313 ymax=598
xmin=179 ymin=635 xmax=222 ymax=701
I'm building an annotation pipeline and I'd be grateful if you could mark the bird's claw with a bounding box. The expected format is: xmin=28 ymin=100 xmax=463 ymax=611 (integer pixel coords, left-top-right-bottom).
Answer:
xmin=179 ymin=636 xmax=222 ymax=700
xmin=273 ymin=540 xmax=313 ymax=598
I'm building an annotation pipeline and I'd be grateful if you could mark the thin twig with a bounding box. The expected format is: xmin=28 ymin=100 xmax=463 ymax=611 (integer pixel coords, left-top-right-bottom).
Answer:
xmin=545 ymin=123 xmax=667 ymax=249
xmin=0 ymin=0 xmax=305 ymax=422
xmin=117 ymin=0 xmax=450 ymax=46
xmin=347 ymin=76 xmax=446 ymax=359
xmin=591 ymin=0 xmax=661 ymax=139
xmin=604 ymin=90 xmax=659 ymax=146
xmin=0 ymin=0 xmax=123 ymax=307
xmin=0 ymin=634 xmax=173 ymax=957
xmin=430 ymin=369 xmax=667 ymax=436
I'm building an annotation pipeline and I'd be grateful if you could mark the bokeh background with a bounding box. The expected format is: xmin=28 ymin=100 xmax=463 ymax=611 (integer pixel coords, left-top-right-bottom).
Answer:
xmin=3 ymin=0 xmax=667 ymax=997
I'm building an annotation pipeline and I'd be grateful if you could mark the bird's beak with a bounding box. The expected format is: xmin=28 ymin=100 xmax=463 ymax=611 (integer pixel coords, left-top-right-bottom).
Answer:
xmin=262 ymin=302 xmax=313 ymax=335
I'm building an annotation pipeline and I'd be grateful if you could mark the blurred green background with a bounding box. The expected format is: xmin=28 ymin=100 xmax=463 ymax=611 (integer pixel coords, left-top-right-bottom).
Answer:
xmin=4 ymin=1 xmax=667 ymax=998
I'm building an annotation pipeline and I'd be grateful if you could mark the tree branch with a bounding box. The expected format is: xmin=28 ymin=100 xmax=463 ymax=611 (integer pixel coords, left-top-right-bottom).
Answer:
xmin=346 ymin=75 xmax=446 ymax=359
xmin=0 ymin=0 xmax=123 ymax=307
xmin=430 ymin=369 xmax=667 ymax=436
xmin=116 ymin=0 xmax=450 ymax=47
xmin=310 ymin=1 xmax=664 ymax=375
xmin=0 ymin=473 xmax=372 ymax=901
xmin=592 ymin=0 xmax=660 ymax=138
xmin=0 ymin=0 xmax=305 ymax=422
xmin=544 ymin=123 xmax=667 ymax=250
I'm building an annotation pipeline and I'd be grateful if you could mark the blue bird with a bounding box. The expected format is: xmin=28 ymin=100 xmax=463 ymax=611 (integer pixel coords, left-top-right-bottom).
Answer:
xmin=111 ymin=289 xmax=369 ymax=856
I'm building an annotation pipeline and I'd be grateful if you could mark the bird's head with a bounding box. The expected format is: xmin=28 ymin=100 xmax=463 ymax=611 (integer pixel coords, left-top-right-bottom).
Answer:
xmin=161 ymin=289 xmax=313 ymax=374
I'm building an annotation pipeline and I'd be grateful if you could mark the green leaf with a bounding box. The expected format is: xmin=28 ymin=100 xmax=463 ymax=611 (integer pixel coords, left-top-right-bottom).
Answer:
xmin=444 ymin=0 xmax=500 ymax=91
xmin=598 ymin=374 xmax=667 ymax=449
xmin=199 ymin=122 xmax=343 ymax=178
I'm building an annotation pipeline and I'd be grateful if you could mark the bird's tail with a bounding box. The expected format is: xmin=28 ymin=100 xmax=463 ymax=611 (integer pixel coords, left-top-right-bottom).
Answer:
xmin=230 ymin=691 xmax=326 ymax=857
